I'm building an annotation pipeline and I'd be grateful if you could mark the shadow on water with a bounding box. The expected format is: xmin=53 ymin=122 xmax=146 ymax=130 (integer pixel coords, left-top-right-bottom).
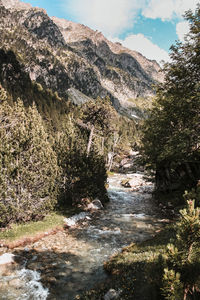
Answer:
xmin=12 ymin=248 xmax=106 ymax=300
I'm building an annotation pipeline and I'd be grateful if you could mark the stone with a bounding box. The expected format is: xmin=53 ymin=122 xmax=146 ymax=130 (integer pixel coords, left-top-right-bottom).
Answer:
xmin=120 ymin=179 xmax=131 ymax=188
xmin=104 ymin=289 xmax=121 ymax=300
xmin=0 ymin=253 xmax=15 ymax=265
xmin=64 ymin=212 xmax=88 ymax=227
xmin=0 ymin=264 xmax=16 ymax=277
xmin=87 ymin=199 xmax=103 ymax=210
xmin=26 ymin=262 xmax=43 ymax=270
xmin=46 ymin=276 xmax=57 ymax=284
xmin=8 ymin=278 xmax=22 ymax=288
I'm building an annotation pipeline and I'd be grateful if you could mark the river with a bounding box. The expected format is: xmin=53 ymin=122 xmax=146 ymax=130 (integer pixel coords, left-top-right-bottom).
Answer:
xmin=0 ymin=173 xmax=166 ymax=299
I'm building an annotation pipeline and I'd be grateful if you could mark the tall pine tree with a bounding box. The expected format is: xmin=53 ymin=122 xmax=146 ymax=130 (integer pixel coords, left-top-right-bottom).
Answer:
xmin=0 ymin=90 xmax=58 ymax=226
xmin=140 ymin=4 xmax=200 ymax=194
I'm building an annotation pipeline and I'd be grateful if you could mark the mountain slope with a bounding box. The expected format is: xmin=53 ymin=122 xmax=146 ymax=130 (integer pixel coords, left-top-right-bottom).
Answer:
xmin=53 ymin=17 xmax=164 ymax=104
xmin=0 ymin=0 xmax=164 ymax=116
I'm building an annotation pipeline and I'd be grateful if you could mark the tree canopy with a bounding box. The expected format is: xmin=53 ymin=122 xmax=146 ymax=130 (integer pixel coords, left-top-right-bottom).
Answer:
xmin=140 ymin=5 xmax=200 ymax=193
xmin=0 ymin=89 xmax=58 ymax=226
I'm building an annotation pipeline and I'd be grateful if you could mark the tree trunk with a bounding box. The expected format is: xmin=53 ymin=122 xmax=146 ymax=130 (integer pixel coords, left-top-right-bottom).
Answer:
xmin=101 ymin=137 xmax=104 ymax=155
xmin=108 ymin=153 xmax=114 ymax=171
xmin=87 ymin=125 xmax=94 ymax=156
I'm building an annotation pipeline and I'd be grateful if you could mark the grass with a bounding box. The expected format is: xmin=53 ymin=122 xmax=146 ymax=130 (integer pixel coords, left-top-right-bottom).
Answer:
xmin=103 ymin=225 xmax=176 ymax=300
xmin=78 ymin=225 xmax=176 ymax=300
xmin=0 ymin=207 xmax=80 ymax=242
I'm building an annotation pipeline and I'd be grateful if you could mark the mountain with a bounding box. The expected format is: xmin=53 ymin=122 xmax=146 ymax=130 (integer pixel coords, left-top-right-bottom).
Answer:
xmin=0 ymin=0 xmax=164 ymax=117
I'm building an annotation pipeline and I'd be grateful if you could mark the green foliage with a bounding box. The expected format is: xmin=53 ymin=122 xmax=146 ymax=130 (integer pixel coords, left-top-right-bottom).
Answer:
xmin=0 ymin=81 xmax=114 ymax=226
xmin=184 ymin=184 xmax=200 ymax=207
xmin=65 ymin=149 xmax=108 ymax=204
xmin=80 ymin=97 xmax=137 ymax=170
xmin=161 ymin=200 xmax=200 ymax=299
xmin=0 ymin=91 xmax=58 ymax=226
xmin=54 ymin=116 xmax=108 ymax=206
xmin=0 ymin=207 xmax=81 ymax=242
xmin=81 ymin=96 xmax=117 ymax=134
xmin=102 ymin=225 xmax=174 ymax=300
xmin=0 ymin=213 xmax=65 ymax=242
xmin=161 ymin=268 xmax=183 ymax=300
xmin=140 ymin=5 xmax=200 ymax=193
xmin=102 ymin=191 xmax=200 ymax=300
xmin=0 ymin=48 xmax=71 ymax=132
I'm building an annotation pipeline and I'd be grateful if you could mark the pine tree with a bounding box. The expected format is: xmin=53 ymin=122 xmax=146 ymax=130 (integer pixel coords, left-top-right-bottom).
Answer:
xmin=54 ymin=115 xmax=87 ymax=205
xmin=161 ymin=200 xmax=200 ymax=299
xmin=54 ymin=114 xmax=109 ymax=206
xmin=80 ymin=97 xmax=118 ymax=155
xmin=140 ymin=4 xmax=200 ymax=193
xmin=162 ymin=268 xmax=184 ymax=300
xmin=0 ymin=94 xmax=58 ymax=226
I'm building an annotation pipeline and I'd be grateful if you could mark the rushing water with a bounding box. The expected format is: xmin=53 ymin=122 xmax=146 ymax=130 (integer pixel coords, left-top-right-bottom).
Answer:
xmin=0 ymin=263 xmax=49 ymax=299
xmin=0 ymin=173 xmax=166 ymax=300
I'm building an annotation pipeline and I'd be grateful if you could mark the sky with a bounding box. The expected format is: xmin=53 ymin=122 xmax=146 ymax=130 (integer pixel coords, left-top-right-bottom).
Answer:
xmin=20 ymin=0 xmax=199 ymax=63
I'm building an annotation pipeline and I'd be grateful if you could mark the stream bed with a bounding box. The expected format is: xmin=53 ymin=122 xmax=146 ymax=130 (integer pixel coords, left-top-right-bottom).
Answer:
xmin=0 ymin=173 xmax=167 ymax=299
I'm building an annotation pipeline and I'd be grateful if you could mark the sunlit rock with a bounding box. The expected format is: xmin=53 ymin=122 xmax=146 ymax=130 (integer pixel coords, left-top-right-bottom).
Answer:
xmin=120 ymin=179 xmax=131 ymax=188
xmin=87 ymin=199 xmax=104 ymax=210
xmin=104 ymin=289 xmax=121 ymax=300
xmin=0 ymin=253 xmax=15 ymax=265
xmin=64 ymin=212 xmax=89 ymax=227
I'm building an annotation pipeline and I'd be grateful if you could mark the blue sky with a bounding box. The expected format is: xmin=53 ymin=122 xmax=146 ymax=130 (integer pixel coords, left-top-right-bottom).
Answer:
xmin=21 ymin=0 xmax=199 ymax=63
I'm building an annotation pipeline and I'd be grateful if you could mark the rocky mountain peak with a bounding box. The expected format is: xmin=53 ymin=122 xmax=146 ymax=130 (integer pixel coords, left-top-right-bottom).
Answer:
xmin=51 ymin=17 xmax=103 ymax=44
xmin=21 ymin=9 xmax=65 ymax=47
xmin=52 ymin=16 xmax=164 ymax=84
xmin=0 ymin=0 xmax=165 ymax=119
xmin=0 ymin=0 xmax=31 ymax=10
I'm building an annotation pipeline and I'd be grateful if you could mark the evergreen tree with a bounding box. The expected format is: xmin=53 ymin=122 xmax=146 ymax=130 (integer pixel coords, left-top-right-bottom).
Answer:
xmin=0 ymin=92 xmax=58 ymax=226
xmin=54 ymin=115 xmax=86 ymax=205
xmin=162 ymin=268 xmax=184 ymax=300
xmin=140 ymin=5 xmax=200 ymax=193
xmin=80 ymin=97 xmax=118 ymax=155
xmin=161 ymin=200 xmax=200 ymax=299
xmin=54 ymin=114 xmax=108 ymax=206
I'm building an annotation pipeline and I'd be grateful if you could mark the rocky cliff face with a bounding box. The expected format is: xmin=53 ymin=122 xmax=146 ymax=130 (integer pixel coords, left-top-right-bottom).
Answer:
xmin=52 ymin=17 xmax=164 ymax=106
xmin=0 ymin=0 xmax=164 ymax=116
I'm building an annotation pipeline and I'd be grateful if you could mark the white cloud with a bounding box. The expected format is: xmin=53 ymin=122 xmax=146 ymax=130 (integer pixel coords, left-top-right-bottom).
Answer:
xmin=142 ymin=0 xmax=199 ymax=21
xmin=61 ymin=0 xmax=198 ymax=63
xmin=112 ymin=34 xmax=170 ymax=63
xmin=176 ymin=21 xmax=190 ymax=41
xmin=63 ymin=0 xmax=145 ymax=37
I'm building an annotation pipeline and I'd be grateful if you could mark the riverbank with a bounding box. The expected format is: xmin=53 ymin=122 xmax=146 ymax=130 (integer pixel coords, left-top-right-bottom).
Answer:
xmin=0 ymin=207 xmax=84 ymax=249
xmin=0 ymin=172 xmax=170 ymax=299
xmin=78 ymin=224 xmax=176 ymax=300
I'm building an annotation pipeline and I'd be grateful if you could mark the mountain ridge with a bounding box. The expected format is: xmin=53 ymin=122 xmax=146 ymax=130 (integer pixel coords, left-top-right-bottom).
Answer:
xmin=52 ymin=16 xmax=163 ymax=82
xmin=0 ymin=0 xmax=164 ymax=117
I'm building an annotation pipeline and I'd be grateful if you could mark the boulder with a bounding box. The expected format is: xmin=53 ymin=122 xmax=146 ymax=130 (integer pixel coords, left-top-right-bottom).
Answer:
xmin=104 ymin=289 xmax=121 ymax=300
xmin=120 ymin=179 xmax=131 ymax=188
xmin=64 ymin=212 xmax=88 ymax=227
xmin=0 ymin=253 xmax=15 ymax=265
xmin=87 ymin=199 xmax=103 ymax=210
